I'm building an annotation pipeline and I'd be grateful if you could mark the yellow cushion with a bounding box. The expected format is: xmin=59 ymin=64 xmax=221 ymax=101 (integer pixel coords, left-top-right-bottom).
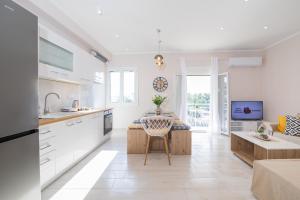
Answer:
xmin=277 ymin=115 xmax=286 ymax=133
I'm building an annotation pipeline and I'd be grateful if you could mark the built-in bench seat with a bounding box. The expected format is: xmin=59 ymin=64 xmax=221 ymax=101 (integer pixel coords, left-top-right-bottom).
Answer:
xmin=128 ymin=118 xmax=192 ymax=155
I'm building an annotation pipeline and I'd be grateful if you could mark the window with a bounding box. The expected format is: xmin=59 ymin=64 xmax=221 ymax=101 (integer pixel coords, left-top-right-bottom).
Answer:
xmin=123 ymin=71 xmax=135 ymax=103
xmin=109 ymin=69 xmax=137 ymax=104
xmin=110 ymin=72 xmax=121 ymax=103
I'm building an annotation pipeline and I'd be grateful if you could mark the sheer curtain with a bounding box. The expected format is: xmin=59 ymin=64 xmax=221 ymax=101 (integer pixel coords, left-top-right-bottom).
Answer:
xmin=210 ymin=57 xmax=220 ymax=133
xmin=175 ymin=57 xmax=187 ymax=122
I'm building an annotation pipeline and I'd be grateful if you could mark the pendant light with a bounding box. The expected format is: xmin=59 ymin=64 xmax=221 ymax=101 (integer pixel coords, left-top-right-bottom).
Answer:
xmin=154 ymin=29 xmax=165 ymax=69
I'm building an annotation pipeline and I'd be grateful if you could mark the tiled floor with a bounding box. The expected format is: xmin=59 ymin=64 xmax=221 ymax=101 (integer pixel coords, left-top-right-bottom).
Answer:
xmin=42 ymin=129 xmax=256 ymax=200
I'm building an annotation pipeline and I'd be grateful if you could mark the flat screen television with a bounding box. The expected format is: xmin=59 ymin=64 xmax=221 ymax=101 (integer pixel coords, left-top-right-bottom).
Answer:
xmin=231 ymin=101 xmax=263 ymax=120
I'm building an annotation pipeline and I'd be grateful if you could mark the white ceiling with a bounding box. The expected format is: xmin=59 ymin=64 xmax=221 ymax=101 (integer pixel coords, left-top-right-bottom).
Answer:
xmin=40 ymin=0 xmax=300 ymax=54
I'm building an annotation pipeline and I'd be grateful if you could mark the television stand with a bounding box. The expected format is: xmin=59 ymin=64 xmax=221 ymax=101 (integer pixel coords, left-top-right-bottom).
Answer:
xmin=230 ymin=120 xmax=262 ymax=132
xmin=231 ymin=131 xmax=300 ymax=167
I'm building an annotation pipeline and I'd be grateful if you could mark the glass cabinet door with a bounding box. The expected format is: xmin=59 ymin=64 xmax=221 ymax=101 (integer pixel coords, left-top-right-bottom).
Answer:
xmin=39 ymin=37 xmax=74 ymax=72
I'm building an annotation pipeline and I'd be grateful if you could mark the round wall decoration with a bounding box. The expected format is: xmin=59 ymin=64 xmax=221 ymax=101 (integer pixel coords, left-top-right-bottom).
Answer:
xmin=153 ymin=76 xmax=168 ymax=92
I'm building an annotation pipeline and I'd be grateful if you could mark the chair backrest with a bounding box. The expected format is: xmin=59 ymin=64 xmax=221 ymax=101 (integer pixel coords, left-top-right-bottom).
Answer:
xmin=141 ymin=116 xmax=173 ymax=137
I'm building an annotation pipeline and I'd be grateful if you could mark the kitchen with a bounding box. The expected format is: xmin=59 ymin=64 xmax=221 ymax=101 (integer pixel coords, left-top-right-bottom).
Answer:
xmin=0 ymin=0 xmax=112 ymax=199
xmin=4 ymin=0 xmax=300 ymax=200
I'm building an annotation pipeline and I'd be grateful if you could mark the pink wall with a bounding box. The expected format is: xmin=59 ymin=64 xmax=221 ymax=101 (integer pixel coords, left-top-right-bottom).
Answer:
xmin=262 ymin=34 xmax=300 ymax=121
xmin=110 ymin=52 xmax=263 ymax=128
xmin=219 ymin=64 xmax=262 ymax=101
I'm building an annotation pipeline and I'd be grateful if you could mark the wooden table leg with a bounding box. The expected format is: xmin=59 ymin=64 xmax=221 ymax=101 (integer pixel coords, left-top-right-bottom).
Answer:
xmin=164 ymin=135 xmax=171 ymax=165
xmin=144 ymin=135 xmax=151 ymax=165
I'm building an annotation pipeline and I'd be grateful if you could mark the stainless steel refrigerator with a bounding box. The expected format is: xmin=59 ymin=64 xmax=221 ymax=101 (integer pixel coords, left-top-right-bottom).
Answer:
xmin=0 ymin=0 xmax=41 ymax=199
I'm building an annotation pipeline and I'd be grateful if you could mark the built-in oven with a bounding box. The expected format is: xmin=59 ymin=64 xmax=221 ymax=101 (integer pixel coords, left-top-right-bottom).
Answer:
xmin=104 ymin=109 xmax=113 ymax=135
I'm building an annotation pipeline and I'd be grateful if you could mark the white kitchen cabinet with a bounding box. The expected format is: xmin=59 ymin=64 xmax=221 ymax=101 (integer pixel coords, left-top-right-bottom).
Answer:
xmin=90 ymin=112 xmax=104 ymax=147
xmin=40 ymin=150 xmax=56 ymax=188
xmin=74 ymin=113 xmax=102 ymax=161
xmin=39 ymin=125 xmax=55 ymax=141
xmin=38 ymin=63 xmax=76 ymax=83
xmin=39 ymin=25 xmax=79 ymax=83
xmin=39 ymin=124 xmax=57 ymax=188
xmin=99 ymin=113 xmax=104 ymax=141
xmin=55 ymin=119 xmax=76 ymax=174
xmin=40 ymin=137 xmax=55 ymax=157
xmin=39 ymin=111 xmax=106 ymax=189
xmin=74 ymin=49 xmax=93 ymax=83
xmin=73 ymin=117 xmax=90 ymax=161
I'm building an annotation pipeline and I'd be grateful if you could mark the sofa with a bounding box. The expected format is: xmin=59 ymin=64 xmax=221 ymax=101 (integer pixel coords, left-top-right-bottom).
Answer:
xmin=268 ymin=122 xmax=300 ymax=145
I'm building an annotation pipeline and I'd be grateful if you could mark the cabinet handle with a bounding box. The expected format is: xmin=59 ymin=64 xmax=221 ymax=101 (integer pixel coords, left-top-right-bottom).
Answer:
xmin=66 ymin=122 xmax=74 ymax=126
xmin=90 ymin=115 xmax=99 ymax=119
xmin=50 ymin=71 xmax=59 ymax=74
xmin=80 ymin=78 xmax=91 ymax=82
xmin=75 ymin=120 xmax=82 ymax=124
xmin=39 ymin=130 xmax=51 ymax=135
xmin=40 ymin=144 xmax=51 ymax=150
xmin=40 ymin=158 xmax=51 ymax=166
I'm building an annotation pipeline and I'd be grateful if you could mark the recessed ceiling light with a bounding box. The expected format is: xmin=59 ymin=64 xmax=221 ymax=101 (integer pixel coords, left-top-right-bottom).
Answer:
xmin=220 ymin=27 xmax=224 ymax=31
xmin=115 ymin=34 xmax=120 ymax=38
xmin=264 ymin=26 xmax=269 ymax=30
xmin=244 ymin=0 xmax=249 ymax=2
xmin=97 ymin=9 xmax=103 ymax=15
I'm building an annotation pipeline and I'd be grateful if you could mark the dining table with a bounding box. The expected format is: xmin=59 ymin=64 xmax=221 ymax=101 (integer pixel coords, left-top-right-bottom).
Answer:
xmin=127 ymin=112 xmax=192 ymax=155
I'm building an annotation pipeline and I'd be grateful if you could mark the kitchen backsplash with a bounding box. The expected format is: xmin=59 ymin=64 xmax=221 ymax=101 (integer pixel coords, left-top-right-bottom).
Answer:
xmin=38 ymin=79 xmax=94 ymax=114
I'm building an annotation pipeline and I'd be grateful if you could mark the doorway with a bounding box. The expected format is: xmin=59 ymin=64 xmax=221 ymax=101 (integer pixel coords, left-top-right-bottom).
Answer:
xmin=186 ymin=75 xmax=211 ymax=132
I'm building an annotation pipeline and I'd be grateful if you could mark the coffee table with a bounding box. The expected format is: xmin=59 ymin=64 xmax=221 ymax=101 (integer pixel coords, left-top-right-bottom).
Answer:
xmin=231 ymin=131 xmax=300 ymax=167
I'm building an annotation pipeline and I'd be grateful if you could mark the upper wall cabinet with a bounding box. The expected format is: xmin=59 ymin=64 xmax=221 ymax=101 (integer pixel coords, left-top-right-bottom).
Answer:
xmin=38 ymin=25 xmax=77 ymax=83
xmin=74 ymin=47 xmax=105 ymax=84
xmin=39 ymin=37 xmax=74 ymax=72
xmin=38 ymin=25 xmax=105 ymax=85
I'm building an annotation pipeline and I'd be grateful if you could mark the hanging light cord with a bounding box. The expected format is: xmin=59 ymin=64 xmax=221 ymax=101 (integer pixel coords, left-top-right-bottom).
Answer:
xmin=157 ymin=29 xmax=161 ymax=54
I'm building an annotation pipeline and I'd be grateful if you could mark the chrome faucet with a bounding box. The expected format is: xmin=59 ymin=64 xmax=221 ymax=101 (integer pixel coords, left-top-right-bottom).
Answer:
xmin=44 ymin=92 xmax=60 ymax=114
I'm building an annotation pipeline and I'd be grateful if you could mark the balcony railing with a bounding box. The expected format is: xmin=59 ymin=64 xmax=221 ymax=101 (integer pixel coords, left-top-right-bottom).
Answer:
xmin=187 ymin=104 xmax=210 ymax=129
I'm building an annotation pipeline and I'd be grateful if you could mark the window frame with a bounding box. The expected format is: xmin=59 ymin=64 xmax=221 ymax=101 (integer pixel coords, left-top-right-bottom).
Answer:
xmin=108 ymin=67 xmax=138 ymax=105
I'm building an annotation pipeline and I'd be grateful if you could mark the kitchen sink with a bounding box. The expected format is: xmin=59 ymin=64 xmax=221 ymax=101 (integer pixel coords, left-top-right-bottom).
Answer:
xmin=39 ymin=112 xmax=77 ymax=119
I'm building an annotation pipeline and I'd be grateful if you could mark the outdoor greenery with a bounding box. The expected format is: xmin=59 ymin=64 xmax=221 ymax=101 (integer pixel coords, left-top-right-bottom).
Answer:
xmin=187 ymin=93 xmax=210 ymax=106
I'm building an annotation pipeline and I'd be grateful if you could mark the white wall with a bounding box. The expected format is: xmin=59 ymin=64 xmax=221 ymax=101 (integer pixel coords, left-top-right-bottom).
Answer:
xmin=109 ymin=52 xmax=263 ymax=128
xmin=108 ymin=54 xmax=179 ymax=128
xmin=219 ymin=63 xmax=263 ymax=101
xmin=109 ymin=32 xmax=300 ymax=128
xmin=262 ymin=34 xmax=300 ymax=121
xmin=39 ymin=79 xmax=80 ymax=114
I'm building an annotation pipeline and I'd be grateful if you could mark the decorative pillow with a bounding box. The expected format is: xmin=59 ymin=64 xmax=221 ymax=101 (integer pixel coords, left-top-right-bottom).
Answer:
xmin=277 ymin=115 xmax=286 ymax=133
xmin=284 ymin=115 xmax=300 ymax=136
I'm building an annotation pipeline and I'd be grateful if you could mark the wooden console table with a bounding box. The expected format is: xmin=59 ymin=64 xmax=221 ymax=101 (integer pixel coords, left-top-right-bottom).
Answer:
xmin=231 ymin=131 xmax=300 ymax=167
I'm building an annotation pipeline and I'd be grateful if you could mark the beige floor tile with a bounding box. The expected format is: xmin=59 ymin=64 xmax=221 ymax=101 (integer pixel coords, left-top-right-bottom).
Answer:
xmin=42 ymin=130 xmax=256 ymax=200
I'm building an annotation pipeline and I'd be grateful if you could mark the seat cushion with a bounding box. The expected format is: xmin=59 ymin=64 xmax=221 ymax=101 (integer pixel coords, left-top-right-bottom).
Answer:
xmin=285 ymin=115 xmax=300 ymax=137
xmin=172 ymin=123 xmax=190 ymax=130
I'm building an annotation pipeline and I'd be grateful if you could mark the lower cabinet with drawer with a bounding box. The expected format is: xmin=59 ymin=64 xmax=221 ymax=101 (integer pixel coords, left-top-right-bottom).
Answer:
xmin=39 ymin=111 xmax=106 ymax=190
xmin=40 ymin=150 xmax=56 ymax=188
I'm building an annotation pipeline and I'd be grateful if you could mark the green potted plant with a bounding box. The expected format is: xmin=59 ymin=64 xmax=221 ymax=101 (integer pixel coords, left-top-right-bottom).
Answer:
xmin=152 ymin=95 xmax=167 ymax=115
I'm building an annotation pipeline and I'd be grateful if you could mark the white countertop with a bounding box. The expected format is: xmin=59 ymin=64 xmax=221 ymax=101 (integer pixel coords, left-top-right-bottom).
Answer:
xmin=231 ymin=131 xmax=300 ymax=150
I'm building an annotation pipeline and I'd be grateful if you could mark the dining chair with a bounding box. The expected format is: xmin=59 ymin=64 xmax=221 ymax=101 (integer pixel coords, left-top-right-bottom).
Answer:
xmin=141 ymin=116 xmax=173 ymax=165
